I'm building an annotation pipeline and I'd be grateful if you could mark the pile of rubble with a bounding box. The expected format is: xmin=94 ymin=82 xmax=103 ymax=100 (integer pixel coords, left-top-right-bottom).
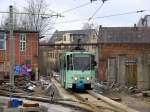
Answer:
xmin=93 ymin=82 xmax=109 ymax=94
xmin=94 ymin=81 xmax=140 ymax=93
xmin=0 ymin=75 xmax=60 ymax=102
xmin=94 ymin=81 xmax=150 ymax=99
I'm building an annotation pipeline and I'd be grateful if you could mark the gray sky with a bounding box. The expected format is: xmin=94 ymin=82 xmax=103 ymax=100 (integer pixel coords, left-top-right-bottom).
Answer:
xmin=51 ymin=0 xmax=150 ymax=29
xmin=0 ymin=0 xmax=150 ymax=39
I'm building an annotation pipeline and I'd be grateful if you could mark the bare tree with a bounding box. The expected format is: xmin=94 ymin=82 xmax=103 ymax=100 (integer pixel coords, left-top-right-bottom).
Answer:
xmin=82 ymin=23 xmax=93 ymax=29
xmin=0 ymin=5 xmax=21 ymax=30
xmin=82 ymin=22 xmax=99 ymax=29
xmin=23 ymin=0 xmax=53 ymax=36
xmin=0 ymin=0 xmax=53 ymax=36
xmin=1 ymin=14 xmax=9 ymax=29
xmin=82 ymin=22 xmax=99 ymax=36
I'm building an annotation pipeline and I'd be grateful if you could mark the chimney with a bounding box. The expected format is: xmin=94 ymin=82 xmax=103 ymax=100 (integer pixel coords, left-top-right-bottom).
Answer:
xmin=134 ymin=24 xmax=136 ymax=27
xmin=133 ymin=24 xmax=138 ymax=31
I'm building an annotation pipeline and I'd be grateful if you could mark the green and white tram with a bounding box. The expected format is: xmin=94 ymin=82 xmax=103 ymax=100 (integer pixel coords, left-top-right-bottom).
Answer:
xmin=59 ymin=50 xmax=96 ymax=90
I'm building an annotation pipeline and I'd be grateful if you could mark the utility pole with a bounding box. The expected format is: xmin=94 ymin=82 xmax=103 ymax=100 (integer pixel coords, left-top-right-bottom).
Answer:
xmin=97 ymin=25 xmax=102 ymax=81
xmin=9 ymin=5 xmax=14 ymax=86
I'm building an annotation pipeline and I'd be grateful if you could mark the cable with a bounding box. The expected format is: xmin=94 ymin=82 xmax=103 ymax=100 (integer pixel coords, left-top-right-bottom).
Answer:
xmin=47 ymin=1 xmax=99 ymax=18
xmin=53 ymin=9 xmax=150 ymax=24
xmin=88 ymin=3 xmax=104 ymax=21
xmin=0 ymin=11 xmax=64 ymax=17
xmin=61 ymin=2 xmax=92 ymax=14
xmin=94 ymin=10 xmax=148 ymax=19
xmin=88 ymin=0 xmax=108 ymax=21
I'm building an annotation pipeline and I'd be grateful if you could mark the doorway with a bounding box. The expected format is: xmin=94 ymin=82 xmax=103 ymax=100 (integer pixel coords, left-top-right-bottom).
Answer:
xmin=126 ymin=64 xmax=137 ymax=87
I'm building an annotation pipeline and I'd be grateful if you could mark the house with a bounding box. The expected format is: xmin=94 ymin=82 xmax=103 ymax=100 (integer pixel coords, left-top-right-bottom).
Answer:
xmin=49 ymin=29 xmax=95 ymax=43
xmin=0 ymin=29 xmax=39 ymax=81
xmin=98 ymin=27 xmax=150 ymax=90
xmin=44 ymin=29 xmax=98 ymax=73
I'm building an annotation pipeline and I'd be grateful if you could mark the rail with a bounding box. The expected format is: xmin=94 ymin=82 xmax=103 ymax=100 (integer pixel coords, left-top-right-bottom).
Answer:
xmin=52 ymin=76 xmax=139 ymax=112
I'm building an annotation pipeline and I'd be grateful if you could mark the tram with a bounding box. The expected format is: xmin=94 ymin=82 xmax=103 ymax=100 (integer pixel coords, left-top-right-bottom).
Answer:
xmin=59 ymin=47 xmax=96 ymax=90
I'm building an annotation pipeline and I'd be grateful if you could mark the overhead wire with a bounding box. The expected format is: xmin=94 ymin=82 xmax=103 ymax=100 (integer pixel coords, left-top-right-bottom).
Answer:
xmin=48 ymin=1 xmax=100 ymax=19
xmin=52 ymin=9 xmax=150 ymax=24
xmin=0 ymin=10 xmax=64 ymax=17
xmin=88 ymin=0 xmax=108 ymax=21
xmin=94 ymin=10 xmax=148 ymax=19
xmin=2 ymin=1 xmax=150 ymax=38
xmin=88 ymin=2 xmax=104 ymax=21
xmin=61 ymin=1 xmax=92 ymax=14
xmin=2 ymin=8 xmax=145 ymax=35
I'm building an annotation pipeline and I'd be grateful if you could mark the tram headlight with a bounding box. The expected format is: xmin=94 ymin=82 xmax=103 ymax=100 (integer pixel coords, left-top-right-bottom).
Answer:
xmin=74 ymin=77 xmax=78 ymax=81
xmin=86 ymin=77 xmax=90 ymax=81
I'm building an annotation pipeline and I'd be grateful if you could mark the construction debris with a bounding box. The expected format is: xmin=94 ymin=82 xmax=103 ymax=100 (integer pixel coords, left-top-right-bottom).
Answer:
xmin=111 ymin=97 xmax=122 ymax=102
xmin=94 ymin=82 xmax=109 ymax=93
xmin=14 ymin=75 xmax=30 ymax=86
xmin=142 ymin=91 xmax=150 ymax=97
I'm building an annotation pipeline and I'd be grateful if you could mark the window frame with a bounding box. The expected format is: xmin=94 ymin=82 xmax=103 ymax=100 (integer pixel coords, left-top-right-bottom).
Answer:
xmin=0 ymin=32 xmax=6 ymax=50
xmin=19 ymin=33 xmax=26 ymax=52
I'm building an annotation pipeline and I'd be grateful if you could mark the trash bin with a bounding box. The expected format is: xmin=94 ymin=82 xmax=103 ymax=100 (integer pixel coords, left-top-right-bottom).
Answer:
xmin=12 ymin=99 xmax=19 ymax=108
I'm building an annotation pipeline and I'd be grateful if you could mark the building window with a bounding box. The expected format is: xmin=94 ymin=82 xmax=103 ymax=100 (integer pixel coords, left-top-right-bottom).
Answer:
xmin=19 ymin=33 xmax=26 ymax=51
xmin=93 ymin=35 xmax=96 ymax=40
xmin=0 ymin=32 xmax=6 ymax=50
xmin=63 ymin=36 xmax=66 ymax=41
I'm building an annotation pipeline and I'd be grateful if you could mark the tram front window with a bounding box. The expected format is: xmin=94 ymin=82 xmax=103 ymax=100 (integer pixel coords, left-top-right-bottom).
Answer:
xmin=73 ymin=55 xmax=91 ymax=70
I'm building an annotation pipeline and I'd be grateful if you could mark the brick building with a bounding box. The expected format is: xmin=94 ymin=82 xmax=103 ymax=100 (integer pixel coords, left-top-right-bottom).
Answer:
xmin=98 ymin=27 xmax=150 ymax=90
xmin=0 ymin=30 xmax=39 ymax=80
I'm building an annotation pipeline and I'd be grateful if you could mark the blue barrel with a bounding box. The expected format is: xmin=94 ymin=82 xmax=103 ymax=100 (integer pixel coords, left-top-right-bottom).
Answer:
xmin=12 ymin=99 xmax=19 ymax=108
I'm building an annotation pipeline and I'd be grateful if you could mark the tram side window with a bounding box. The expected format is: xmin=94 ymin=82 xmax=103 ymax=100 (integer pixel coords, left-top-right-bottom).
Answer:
xmin=60 ymin=59 xmax=62 ymax=70
xmin=64 ymin=57 xmax=66 ymax=69
xmin=91 ymin=55 xmax=96 ymax=69
xmin=59 ymin=60 xmax=62 ymax=70
xmin=67 ymin=55 xmax=73 ymax=70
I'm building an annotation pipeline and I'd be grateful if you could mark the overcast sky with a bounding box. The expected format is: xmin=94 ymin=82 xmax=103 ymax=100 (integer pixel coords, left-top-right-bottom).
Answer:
xmin=0 ymin=0 xmax=150 ymax=39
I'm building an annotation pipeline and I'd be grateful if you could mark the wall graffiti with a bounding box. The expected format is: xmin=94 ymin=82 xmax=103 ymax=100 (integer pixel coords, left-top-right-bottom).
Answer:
xmin=14 ymin=64 xmax=32 ymax=76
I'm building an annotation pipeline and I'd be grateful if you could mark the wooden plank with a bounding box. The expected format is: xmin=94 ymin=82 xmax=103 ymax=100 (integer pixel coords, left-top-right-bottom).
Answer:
xmin=4 ymin=108 xmax=22 ymax=112
xmin=88 ymin=91 xmax=139 ymax=112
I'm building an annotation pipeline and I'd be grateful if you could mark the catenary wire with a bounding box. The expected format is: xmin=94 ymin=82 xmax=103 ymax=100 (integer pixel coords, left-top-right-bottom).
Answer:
xmin=53 ymin=9 xmax=150 ymax=24
xmin=0 ymin=6 xmax=149 ymax=36
xmin=61 ymin=2 xmax=93 ymax=14
xmin=88 ymin=3 xmax=104 ymax=21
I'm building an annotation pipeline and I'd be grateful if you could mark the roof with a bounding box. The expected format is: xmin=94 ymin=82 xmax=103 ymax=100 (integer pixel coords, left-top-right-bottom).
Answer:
xmin=100 ymin=27 xmax=150 ymax=43
xmin=49 ymin=29 xmax=96 ymax=43
xmin=0 ymin=28 xmax=39 ymax=33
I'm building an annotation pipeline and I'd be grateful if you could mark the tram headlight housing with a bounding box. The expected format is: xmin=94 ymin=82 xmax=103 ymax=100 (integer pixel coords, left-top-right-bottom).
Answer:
xmin=86 ymin=77 xmax=90 ymax=81
xmin=74 ymin=77 xmax=78 ymax=81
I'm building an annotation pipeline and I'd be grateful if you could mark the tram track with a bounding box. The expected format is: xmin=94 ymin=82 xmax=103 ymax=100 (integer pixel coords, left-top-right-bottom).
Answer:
xmin=72 ymin=91 xmax=120 ymax=112
xmin=52 ymin=77 xmax=139 ymax=112
xmin=87 ymin=90 xmax=139 ymax=112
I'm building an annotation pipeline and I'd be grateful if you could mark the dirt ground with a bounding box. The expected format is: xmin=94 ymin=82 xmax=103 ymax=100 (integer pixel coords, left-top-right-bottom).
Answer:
xmin=103 ymin=91 xmax=150 ymax=112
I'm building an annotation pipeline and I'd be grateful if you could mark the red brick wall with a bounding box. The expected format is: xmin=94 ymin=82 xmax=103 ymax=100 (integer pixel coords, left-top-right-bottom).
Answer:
xmin=5 ymin=32 xmax=39 ymax=69
xmin=100 ymin=43 xmax=150 ymax=59
xmin=98 ymin=43 xmax=150 ymax=81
